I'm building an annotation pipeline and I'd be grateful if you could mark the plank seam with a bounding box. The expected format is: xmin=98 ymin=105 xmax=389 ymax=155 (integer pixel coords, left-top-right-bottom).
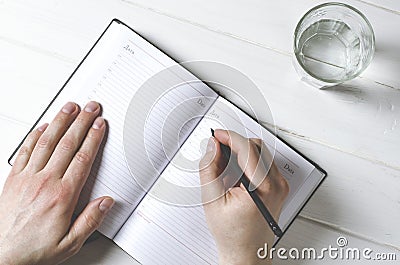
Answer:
xmin=261 ymin=121 xmax=400 ymax=172
xmin=0 ymin=36 xmax=76 ymax=64
xmin=353 ymin=0 xmax=400 ymax=15
xmin=119 ymin=0 xmax=400 ymax=91
xmin=298 ymin=214 xmax=400 ymax=251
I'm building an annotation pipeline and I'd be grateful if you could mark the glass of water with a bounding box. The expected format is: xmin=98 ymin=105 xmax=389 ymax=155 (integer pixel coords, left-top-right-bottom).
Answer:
xmin=293 ymin=2 xmax=375 ymax=88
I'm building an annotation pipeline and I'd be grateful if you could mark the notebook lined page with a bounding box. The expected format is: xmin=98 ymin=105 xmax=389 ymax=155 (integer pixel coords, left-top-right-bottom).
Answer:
xmin=15 ymin=21 xmax=217 ymax=238
xmin=114 ymin=97 xmax=317 ymax=264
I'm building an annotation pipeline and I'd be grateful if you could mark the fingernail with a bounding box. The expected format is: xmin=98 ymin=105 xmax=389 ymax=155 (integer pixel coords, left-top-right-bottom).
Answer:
xmin=92 ymin=117 xmax=105 ymax=130
xmin=99 ymin=198 xmax=114 ymax=213
xmin=207 ymin=137 xmax=215 ymax=153
xmin=62 ymin=102 xmax=76 ymax=114
xmin=84 ymin=101 xmax=99 ymax=113
xmin=37 ymin=123 xmax=48 ymax=132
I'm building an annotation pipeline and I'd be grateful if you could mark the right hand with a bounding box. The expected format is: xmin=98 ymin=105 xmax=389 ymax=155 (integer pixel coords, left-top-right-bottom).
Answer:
xmin=199 ymin=129 xmax=289 ymax=265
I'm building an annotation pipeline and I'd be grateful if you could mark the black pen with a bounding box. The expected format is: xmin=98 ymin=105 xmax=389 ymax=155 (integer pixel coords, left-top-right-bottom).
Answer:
xmin=211 ymin=128 xmax=283 ymax=237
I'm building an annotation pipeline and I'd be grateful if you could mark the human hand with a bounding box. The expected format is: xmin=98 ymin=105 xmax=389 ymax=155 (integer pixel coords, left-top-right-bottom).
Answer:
xmin=0 ymin=101 xmax=114 ymax=265
xmin=199 ymin=129 xmax=289 ymax=265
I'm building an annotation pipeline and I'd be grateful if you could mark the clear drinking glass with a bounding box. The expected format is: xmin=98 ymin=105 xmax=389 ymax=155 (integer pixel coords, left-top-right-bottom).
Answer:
xmin=293 ymin=2 xmax=375 ymax=88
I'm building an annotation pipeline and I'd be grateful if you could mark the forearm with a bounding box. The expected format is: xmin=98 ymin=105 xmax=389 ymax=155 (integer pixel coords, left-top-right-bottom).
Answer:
xmin=218 ymin=246 xmax=272 ymax=265
xmin=219 ymin=255 xmax=272 ymax=265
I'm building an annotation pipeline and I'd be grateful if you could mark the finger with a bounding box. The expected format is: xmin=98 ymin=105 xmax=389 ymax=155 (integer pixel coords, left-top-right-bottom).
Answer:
xmin=222 ymin=172 xmax=241 ymax=190
xmin=249 ymin=138 xmax=275 ymax=189
xmin=27 ymin=102 xmax=79 ymax=172
xmin=58 ymin=196 xmax=114 ymax=257
xmin=45 ymin=101 xmax=101 ymax=175
xmin=62 ymin=117 xmax=106 ymax=200
xmin=250 ymin=138 xmax=281 ymax=178
xmin=214 ymin=130 xmax=268 ymax=191
xmin=249 ymin=138 xmax=274 ymax=169
xmin=250 ymin=139 xmax=289 ymax=205
xmin=11 ymin=123 xmax=48 ymax=174
xmin=221 ymin=156 xmax=243 ymax=190
xmin=199 ymin=137 xmax=226 ymax=204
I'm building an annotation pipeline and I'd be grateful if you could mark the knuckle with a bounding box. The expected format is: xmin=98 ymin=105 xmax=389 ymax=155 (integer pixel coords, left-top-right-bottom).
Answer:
xmin=279 ymin=175 xmax=290 ymax=195
xmin=18 ymin=145 xmax=31 ymax=156
xmin=74 ymin=116 xmax=86 ymax=126
xmin=248 ymin=140 xmax=260 ymax=152
xmin=270 ymin=170 xmax=290 ymax=196
xmin=60 ymin=137 xmax=76 ymax=152
xmin=67 ymin=238 xmax=83 ymax=256
xmin=58 ymin=183 xmax=73 ymax=200
xmin=40 ymin=169 xmax=55 ymax=182
xmin=54 ymin=115 xmax=70 ymax=127
xmin=52 ymin=191 xmax=70 ymax=207
xmin=25 ymin=129 xmax=38 ymax=142
xmin=199 ymin=154 xmax=211 ymax=168
xmin=68 ymin=246 xmax=80 ymax=256
xmin=58 ymin=226 xmax=82 ymax=257
xmin=74 ymin=151 xmax=91 ymax=164
xmin=84 ymin=212 xmax=101 ymax=230
xmin=74 ymin=170 xmax=88 ymax=182
xmin=200 ymin=163 xmax=221 ymax=181
xmin=251 ymin=138 xmax=263 ymax=146
xmin=214 ymin=160 xmax=226 ymax=174
xmin=54 ymin=115 xmax=64 ymax=123
xmin=36 ymin=134 xmax=52 ymax=149
xmin=260 ymin=180 xmax=272 ymax=193
xmin=260 ymin=143 xmax=271 ymax=154
xmin=199 ymin=153 xmax=217 ymax=171
xmin=87 ymin=129 xmax=96 ymax=139
xmin=87 ymin=128 xmax=103 ymax=140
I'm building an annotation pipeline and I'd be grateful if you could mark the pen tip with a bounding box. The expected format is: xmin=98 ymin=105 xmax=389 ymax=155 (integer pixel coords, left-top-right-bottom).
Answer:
xmin=210 ymin=128 xmax=215 ymax=137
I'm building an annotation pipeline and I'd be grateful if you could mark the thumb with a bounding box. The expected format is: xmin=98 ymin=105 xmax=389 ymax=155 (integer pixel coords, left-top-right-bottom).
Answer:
xmin=199 ymin=137 xmax=225 ymax=204
xmin=58 ymin=196 xmax=114 ymax=256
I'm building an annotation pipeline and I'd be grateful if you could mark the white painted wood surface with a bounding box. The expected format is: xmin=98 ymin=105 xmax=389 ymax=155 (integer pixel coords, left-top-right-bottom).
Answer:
xmin=0 ymin=0 xmax=398 ymax=264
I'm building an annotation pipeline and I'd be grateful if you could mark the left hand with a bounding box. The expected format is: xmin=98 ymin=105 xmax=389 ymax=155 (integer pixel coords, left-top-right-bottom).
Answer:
xmin=0 ymin=101 xmax=114 ymax=265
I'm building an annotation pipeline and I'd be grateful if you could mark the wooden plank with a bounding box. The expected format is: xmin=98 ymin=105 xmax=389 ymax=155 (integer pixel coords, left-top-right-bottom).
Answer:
xmin=279 ymin=131 xmax=400 ymax=247
xmin=0 ymin=40 xmax=74 ymax=125
xmin=355 ymin=0 xmax=400 ymax=13
xmin=2 ymin=117 xmax=399 ymax=260
xmin=0 ymin=118 xmax=29 ymax=189
xmin=0 ymin=0 xmax=398 ymax=170
xmin=276 ymin=217 xmax=399 ymax=264
xmin=62 ymin=234 xmax=140 ymax=265
xmin=62 ymin=218 xmax=400 ymax=265
xmin=1 ymin=114 xmax=399 ymax=248
xmin=1 ymin=117 xmax=399 ymax=263
xmin=0 ymin=0 xmax=399 ymax=254
xmin=121 ymin=0 xmax=400 ymax=89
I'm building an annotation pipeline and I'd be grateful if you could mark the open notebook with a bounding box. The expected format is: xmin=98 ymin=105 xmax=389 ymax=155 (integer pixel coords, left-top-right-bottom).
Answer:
xmin=9 ymin=19 xmax=326 ymax=265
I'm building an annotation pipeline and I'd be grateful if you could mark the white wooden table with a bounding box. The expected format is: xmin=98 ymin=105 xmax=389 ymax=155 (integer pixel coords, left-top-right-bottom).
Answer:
xmin=0 ymin=0 xmax=399 ymax=264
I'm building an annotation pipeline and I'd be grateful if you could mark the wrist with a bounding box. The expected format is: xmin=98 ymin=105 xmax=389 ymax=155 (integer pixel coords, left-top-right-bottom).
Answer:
xmin=219 ymin=259 xmax=271 ymax=265
xmin=0 ymin=254 xmax=12 ymax=265
xmin=0 ymin=241 xmax=30 ymax=265
xmin=219 ymin=253 xmax=271 ymax=265
xmin=0 ymin=243 xmax=11 ymax=265
xmin=217 ymin=239 xmax=274 ymax=265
